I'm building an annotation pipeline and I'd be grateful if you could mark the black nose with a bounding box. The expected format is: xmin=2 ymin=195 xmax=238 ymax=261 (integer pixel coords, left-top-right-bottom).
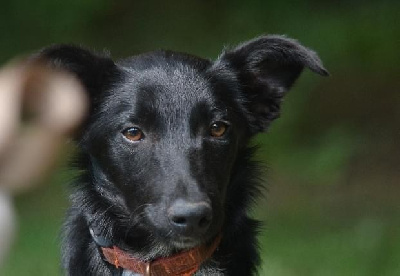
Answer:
xmin=168 ymin=199 xmax=212 ymax=235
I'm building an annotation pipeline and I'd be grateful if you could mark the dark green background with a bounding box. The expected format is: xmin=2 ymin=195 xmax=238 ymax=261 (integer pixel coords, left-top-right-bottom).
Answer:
xmin=1 ymin=1 xmax=399 ymax=275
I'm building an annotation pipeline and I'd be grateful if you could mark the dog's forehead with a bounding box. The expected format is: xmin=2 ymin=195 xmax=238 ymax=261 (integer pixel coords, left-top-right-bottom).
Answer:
xmin=137 ymin=65 xmax=211 ymax=104
xmin=114 ymin=64 xmax=218 ymax=119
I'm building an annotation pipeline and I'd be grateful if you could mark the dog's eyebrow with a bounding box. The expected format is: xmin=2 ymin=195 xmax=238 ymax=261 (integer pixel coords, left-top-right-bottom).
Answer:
xmin=210 ymin=106 xmax=228 ymax=116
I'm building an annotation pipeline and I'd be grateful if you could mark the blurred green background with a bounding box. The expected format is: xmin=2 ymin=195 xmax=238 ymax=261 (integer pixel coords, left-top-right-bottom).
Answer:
xmin=1 ymin=0 xmax=399 ymax=275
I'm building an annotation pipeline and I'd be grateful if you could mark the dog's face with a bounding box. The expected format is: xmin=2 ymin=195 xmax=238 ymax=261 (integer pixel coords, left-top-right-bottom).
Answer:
xmin=87 ymin=56 xmax=245 ymax=248
xmin=40 ymin=36 xmax=327 ymax=253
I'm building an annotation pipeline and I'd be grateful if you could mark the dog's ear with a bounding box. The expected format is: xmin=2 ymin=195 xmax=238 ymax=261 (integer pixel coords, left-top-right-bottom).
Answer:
xmin=34 ymin=44 xmax=118 ymax=109
xmin=213 ymin=35 xmax=328 ymax=133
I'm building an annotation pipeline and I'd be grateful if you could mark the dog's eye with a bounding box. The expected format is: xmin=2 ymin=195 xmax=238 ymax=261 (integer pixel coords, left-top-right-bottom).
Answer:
xmin=210 ymin=122 xmax=228 ymax=138
xmin=122 ymin=127 xmax=144 ymax=142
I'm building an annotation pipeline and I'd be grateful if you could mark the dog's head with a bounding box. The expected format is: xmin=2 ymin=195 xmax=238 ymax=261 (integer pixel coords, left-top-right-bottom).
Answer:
xmin=39 ymin=36 xmax=327 ymax=253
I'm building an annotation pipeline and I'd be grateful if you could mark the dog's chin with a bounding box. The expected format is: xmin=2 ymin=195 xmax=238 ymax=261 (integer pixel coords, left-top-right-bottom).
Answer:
xmin=144 ymin=232 xmax=217 ymax=259
xmin=136 ymin=236 xmax=204 ymax=261
xmin=169 ymin=237 xmax=203 ymax=250
xmin=165 ymin=230 xmax=222 ymax=252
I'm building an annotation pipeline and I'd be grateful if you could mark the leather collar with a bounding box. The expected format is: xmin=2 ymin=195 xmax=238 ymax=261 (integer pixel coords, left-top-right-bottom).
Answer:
xmin=97 ymin=234 xmax=222 ymax=276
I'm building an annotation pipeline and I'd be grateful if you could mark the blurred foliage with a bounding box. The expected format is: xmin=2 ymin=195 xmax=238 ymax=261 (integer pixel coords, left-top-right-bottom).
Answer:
xmin=1 ymin=0 xmax=399 ymax=275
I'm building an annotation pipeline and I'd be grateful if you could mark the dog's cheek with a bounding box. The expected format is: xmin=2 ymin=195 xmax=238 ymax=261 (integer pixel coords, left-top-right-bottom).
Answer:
xmin=89 ymin=138 xmax=148 ymax=204
xmin=202 ymin=137 xmax=239 ymax=214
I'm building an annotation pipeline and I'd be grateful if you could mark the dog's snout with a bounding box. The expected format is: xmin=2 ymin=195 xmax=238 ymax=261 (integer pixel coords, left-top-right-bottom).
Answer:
xmin=168 ymin=199 xmax=212 ymax=235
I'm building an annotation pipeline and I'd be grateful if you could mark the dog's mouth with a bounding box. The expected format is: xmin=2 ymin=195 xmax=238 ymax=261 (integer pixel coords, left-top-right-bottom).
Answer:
xmin=143 ymin=226 xmax=221 ymax=255
xmin=157 ymin=224 xmax=223 ymax=252
xmin=156 ymin=232 xmax=221 ymax=258
xmin=169 ymin=236 xmax=205 ymax=250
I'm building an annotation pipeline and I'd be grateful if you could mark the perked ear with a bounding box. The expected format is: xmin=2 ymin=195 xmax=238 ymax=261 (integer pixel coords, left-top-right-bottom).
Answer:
xmin=34 ymin=44 xmax=118 ymax=108
xmin=214 ymin=35 xmax=329 ymax=133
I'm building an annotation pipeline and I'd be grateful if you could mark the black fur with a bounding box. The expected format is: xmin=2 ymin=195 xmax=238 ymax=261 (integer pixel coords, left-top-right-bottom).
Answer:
xmin=37 ymin=35 xmax=327 ymax=276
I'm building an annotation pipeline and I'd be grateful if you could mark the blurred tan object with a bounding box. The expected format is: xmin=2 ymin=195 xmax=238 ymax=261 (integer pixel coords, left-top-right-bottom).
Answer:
xmin=0 ymin=63 xmax=87 ymax=191
xmin=0 ymin=61 xmax=87 ymax=265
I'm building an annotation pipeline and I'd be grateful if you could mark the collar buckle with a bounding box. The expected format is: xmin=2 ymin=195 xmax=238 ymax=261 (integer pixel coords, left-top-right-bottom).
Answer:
xmin=145 ymin=262 xmax=151 ymax=276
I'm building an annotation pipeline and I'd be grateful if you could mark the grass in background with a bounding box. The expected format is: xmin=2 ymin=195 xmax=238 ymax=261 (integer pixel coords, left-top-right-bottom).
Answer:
xmin=0 ymin=170 xmax=69 ymax=275
xmin=258 ymin=194 xmax=400 ymax=276
xmin=260 ymin=214 xmax=400 ymax=276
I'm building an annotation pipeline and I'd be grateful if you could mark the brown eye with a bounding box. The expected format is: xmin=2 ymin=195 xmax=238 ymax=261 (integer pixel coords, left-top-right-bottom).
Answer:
xmin=122 ymin=127 xmax=144 ymax=142
xmin=210 ymin=122 xmax=228 ymax=138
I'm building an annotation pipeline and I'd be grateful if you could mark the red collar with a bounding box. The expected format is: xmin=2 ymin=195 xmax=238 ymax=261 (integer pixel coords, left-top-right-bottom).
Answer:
xmin=101 ymin=235 xmax=222 ymax=276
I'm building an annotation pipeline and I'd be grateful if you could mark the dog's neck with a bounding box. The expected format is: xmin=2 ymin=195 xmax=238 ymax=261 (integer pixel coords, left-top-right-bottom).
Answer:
xmin=89 ymin=226 xmax=222 ymax=276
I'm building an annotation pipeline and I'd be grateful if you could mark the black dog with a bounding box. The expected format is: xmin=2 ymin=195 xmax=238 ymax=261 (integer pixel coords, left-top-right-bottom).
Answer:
xmin=37 ymin=35 xmax=327 ymax=275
